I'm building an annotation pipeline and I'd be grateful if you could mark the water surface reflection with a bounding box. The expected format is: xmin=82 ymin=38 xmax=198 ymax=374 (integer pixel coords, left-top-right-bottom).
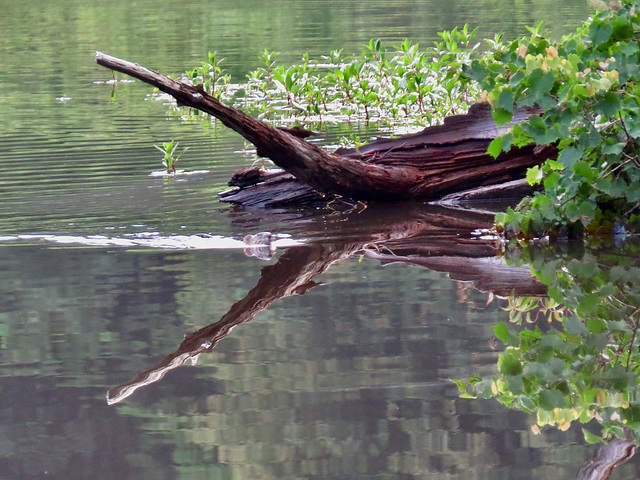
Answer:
xmin=4 ymin=204 xmax=637 ymax=478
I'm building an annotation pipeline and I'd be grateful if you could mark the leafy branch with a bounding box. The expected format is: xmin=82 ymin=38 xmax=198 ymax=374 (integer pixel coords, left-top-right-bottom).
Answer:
xmin=470 ymin=2 xmax=640 ymax=239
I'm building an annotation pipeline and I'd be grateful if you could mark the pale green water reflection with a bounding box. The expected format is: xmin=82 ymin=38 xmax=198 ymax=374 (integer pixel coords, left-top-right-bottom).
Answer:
xmin=1 ymin=0 xmax=634 ymax=478
xmin=0 ymin=241 xmax=607 ymax=479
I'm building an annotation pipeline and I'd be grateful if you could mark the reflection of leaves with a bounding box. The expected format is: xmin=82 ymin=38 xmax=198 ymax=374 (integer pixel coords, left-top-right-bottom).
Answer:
xmin=582 ymin=428 xmax=604 ymax=444
xmin=456 ymin=239 xmax=640 ymax=442
xmin=498 ymin=348 xmax=523 ymax=375
xmin=504 ymin=295 xmax=570 ymax=325
xmin=539 ymin=389 xmax=566 ymax=411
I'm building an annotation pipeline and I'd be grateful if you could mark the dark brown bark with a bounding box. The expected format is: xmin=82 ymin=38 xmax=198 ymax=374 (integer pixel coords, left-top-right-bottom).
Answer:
xmin=95 ymin=52 xmax=556 ymax=203
xmin=221 ymin=168 xmax=326 ymax=208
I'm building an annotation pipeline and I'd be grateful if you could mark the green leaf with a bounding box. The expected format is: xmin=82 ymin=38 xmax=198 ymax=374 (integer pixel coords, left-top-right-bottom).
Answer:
xmin=507 ymin=374 xmax=525 ymax=394
xmin=501 ymin=133 xmax=513 ymax=152
xmin=530 ymin=70 xmax=555 ymax=96
xmin=498 ymin=349 xmax=523 ymax=376
xmin=582 ymin=428 xmax=604 ymax=444
xmin=452 ymin=379 xmax=469 ymax=393
xmin=547 ymin=286 xmax=564 ymax=303
xmin=492 ymin=107 xmax=513 ymax=125
xmin=543 ymin=171 xmax=560 ymax=191
xmin=526 ymin=165 xmax=543 ymax=185
xmin=565 ymin=199 xmax=597 ymax=225
xmin=577 ymin=293 xmax=602 ymax=317
xmin=523 ymin=361 xmax=548 ymax=379
xmin=497 ymin=89 xmax=515 ymax=113
xmin=558 ymin=146 xmax=583 ymax=170
xmin=601 ymin=142 xmax=625 ymax=155
xmin=595 ymin=176 xmax=627 ymax=197
xmin=594 ymin=92 xmax=621 ymax=118
xmin=571 ymin=84 xmax=590 ymax=98
xmin=567 ymin=258 xmax=599 ymax=278
xmin=603 ymin=367 xmax=633 ymax=391
xmin=572 ymin=161 xmax=597 ymax=181
xmin=610 ymin=266 xmax=640 ymax=284
xmin=611 ymin=15 xmax=633 ymax=41
xmin=525 ymin=115 xmax=548 ymax=140
xmin=539 ymin=388 xmax=566 ymax=411
xmin=564 ymin=316 xmax=588 ymax=336
xmin=589 ymin=20 xmax=613 ymax=47
xmin=487 ymin=137 xmax=503 ymax=158
xmin=545 ymin=357 xmax=567 ymax=381
xmin=620 ymin=41 xmax=639 ymax=56
xmin=585 ymin=332 xmax=608 ymax=350
xmin=586 ymin=318 xmax=607 ymax=334
xmin=537 ymin=94 xmax=558 ymax=112
xmin=494 ymin=321 xmax=509 ymax=344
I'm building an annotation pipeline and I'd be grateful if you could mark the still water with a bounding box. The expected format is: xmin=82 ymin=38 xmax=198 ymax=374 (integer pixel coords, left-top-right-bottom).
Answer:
xmin=1 ymin=0 xmax=637 ymax=478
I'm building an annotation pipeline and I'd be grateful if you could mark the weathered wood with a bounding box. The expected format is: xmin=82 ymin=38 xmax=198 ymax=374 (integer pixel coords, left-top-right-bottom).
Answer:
xmin=437 ymin=178 xmax=541 ymax=204
xmin=95 ymin=52 xmax=556 ymax=203
xmin=221 ymin=170 xmax=327 ymax=208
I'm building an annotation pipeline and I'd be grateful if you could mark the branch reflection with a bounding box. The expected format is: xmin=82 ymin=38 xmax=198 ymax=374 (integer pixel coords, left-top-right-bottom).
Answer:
xmin=107 ymin=204 xmax=640 ymax=478
xmin=108 ymin=204 xmax=542 ymax=404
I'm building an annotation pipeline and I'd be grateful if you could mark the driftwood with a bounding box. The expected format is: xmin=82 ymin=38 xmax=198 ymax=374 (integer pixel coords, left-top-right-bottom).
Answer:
xmin=222 ymin=168 xmax=326 ymax=208
xmin=95 ymin=52 xmax=556 ymax=205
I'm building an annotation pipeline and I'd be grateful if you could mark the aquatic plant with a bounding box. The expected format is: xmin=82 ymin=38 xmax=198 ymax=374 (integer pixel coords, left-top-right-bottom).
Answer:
xmin=181 ymin=25 xmax=481 ymax=131
xmin=154 ymin=140 xmax=189 ymax=174
xmin=184 ymin=51 xmax=231 ymax=99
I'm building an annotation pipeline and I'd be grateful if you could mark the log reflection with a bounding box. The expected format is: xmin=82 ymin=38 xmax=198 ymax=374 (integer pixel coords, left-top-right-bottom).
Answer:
xmin=107 ymin=204 xmax=544 ymax=404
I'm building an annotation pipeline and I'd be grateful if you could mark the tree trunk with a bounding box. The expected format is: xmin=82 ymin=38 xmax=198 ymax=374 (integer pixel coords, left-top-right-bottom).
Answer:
xmin=95 ymin=52 xmax=556 ymax=203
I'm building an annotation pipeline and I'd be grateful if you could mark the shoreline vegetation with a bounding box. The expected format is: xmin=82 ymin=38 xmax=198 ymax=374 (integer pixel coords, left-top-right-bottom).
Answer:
xmin=169 ymin=1 xmax=639 ymax=242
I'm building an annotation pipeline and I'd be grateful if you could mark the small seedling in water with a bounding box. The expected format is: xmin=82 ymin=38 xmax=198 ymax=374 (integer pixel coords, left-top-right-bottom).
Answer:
xmin=154 ymin=140 xmax=189 ymax=174
xmin=339 ymin=133 xmax=365 ymax=153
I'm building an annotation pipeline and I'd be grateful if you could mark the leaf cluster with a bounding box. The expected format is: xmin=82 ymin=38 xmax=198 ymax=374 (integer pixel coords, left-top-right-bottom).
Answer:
xmin=472 ymin=2 xmax=640 ymax=237
xmin=185 ymin=51 xmax=232 ymax=100
xmin=154 ymin=140 xmax=189 ymax=174
xmin=181 ymin=26 xmax=482 ymax=132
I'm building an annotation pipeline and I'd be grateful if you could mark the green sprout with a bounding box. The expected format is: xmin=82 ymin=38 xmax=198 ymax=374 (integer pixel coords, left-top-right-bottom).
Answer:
xmin=154 ymin=140 xmax=189 ymax=174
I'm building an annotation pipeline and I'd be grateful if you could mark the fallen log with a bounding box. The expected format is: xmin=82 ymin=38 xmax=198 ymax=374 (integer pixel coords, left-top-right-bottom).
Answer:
xmin=95 ymin=52 xmax=556 ymax=204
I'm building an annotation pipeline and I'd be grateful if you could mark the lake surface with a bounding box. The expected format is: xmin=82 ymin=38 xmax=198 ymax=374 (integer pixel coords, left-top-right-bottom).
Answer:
xmin=2 ymin=0 xmax=639 ymax=479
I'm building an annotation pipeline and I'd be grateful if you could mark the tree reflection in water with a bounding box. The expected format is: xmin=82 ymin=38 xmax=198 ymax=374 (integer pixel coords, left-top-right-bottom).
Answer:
xmin=106 ymin=204 xmax=639 ymax=478
xmin=108 ymin=204 xmax=515 ymax=403
xmin=456 ymin=238 xmax=640 ymax=479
